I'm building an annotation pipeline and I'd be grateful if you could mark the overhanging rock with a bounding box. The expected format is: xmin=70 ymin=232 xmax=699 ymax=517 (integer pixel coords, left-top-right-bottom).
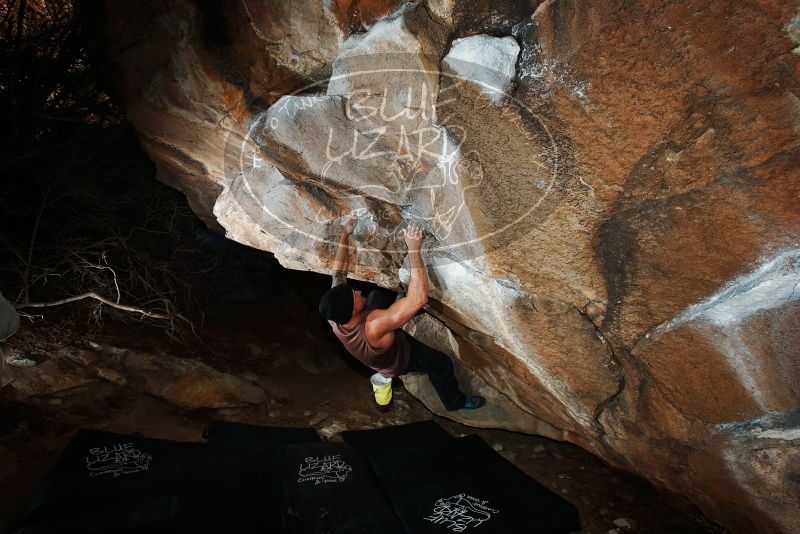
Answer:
xmin=104 ymin=1 xmax=800 ymax=531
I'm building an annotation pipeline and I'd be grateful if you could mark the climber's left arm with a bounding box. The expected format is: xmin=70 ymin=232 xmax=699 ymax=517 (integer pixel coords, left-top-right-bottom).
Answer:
xmin=331 ymin=217 xmax=357 ymax=287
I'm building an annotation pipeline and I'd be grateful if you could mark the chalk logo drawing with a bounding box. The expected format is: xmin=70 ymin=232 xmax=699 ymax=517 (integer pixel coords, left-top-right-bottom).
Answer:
xmin=423 ymin=493 xmax=500 ymax=532
xmin=224 ymin=51 xmax=560 ymax=263
xmin=85 ymin=443 xmax=152 ymax=478
xmin=297 ymin=454 xmax=352 ymax=485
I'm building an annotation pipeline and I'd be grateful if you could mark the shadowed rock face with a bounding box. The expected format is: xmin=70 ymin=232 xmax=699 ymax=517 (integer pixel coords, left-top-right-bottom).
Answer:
xmin=104 ymin=1 xmax=800 ymax=532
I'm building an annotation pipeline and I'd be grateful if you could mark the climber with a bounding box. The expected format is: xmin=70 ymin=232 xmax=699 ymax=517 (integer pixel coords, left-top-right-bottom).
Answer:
xmin=318 ymin=217 xmax=485 ymax=411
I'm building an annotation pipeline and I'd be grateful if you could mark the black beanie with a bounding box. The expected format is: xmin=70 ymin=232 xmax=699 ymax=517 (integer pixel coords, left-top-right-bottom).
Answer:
xmin=318 ymin=283 xmax=354 ymax=324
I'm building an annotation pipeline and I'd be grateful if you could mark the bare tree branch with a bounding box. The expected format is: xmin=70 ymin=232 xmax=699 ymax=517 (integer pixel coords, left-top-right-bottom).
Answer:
xmin=17 ymin=291 xmax=192 ymax=324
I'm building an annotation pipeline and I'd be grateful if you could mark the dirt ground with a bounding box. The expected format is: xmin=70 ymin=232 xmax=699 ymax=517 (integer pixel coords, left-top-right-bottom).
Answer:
xmin=0 ymin=272 xmax=726 ymax=534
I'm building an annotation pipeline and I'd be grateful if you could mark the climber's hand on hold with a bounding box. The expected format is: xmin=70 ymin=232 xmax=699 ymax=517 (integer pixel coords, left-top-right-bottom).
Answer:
xmin=404 ymin=221 xmax=424 ymax=253
xmin=342 ymin=217 xmax=357 ymax=237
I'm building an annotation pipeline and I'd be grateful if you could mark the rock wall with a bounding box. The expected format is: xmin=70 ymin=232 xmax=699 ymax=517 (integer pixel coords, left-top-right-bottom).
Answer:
xmin=104 ymin=1 xmax=800 ymax=532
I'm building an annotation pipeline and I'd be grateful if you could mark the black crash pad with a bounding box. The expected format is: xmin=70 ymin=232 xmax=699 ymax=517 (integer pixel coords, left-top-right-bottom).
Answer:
xmin=369 ymin=435 xmax=581 ymax=534
xmin=341 ymin=420 xmax=452 ymax=457
xmin=15 ymin=423 xmax=581 ymax=534
xmin=15 ymin=429 xmax=188 ymax=533
xmin=181 ymin=421 xmax=322 ymax=533
xmin=15 ymin=424 xmax=324 ymax=533
xmin=281 ymin=442 xmax=403 ymax=534
xmin=203 ymin=420 xmax=321 ymax=449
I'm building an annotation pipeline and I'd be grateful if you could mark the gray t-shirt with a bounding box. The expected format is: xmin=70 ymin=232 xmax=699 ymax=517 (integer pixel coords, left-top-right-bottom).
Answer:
xmin=328 ymin=272 xmax=410 ymax=376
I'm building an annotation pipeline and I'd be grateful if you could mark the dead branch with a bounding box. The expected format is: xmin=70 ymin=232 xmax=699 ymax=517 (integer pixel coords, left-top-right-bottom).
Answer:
xmin=17 ymin=291 xmax=191 ymax=324
xmin=1 ymin=1 xmax=208 ymax=345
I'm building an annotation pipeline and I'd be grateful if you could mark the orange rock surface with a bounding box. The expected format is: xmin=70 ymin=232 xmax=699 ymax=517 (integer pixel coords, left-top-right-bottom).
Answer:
xmin=104 ymin=1 xmax=800 ymax=531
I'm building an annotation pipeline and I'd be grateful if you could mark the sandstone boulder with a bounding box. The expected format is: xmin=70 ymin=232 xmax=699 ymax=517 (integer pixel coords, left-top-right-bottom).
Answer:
xmin=2 ymin=357 xmax=93 ymax=397
xmin=443 ymin=34 xmax=519 ymax=105
xmin=123 ymin=351 xmax=265 ymax=409
xmin=105 ymin=1 xmax=800 ymax=531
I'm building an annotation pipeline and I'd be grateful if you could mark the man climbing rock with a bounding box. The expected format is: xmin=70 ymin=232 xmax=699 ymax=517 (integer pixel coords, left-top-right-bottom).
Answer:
xmin=318 ymin=218 xmax=485 ymax=411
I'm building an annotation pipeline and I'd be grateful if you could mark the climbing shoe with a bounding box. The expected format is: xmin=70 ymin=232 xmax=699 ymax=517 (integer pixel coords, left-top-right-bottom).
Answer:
xmin=461 ymin=395 xmax=486 ymax=410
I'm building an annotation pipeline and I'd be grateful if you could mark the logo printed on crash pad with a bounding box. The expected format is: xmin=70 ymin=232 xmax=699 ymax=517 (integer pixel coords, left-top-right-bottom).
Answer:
xmin=423 ymin=493 xmax=500 ymax=532
xmin=85 ymin=443 xmax=153 ymax=478
xmin=297 ymin=454 xmax=352 ymax=485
